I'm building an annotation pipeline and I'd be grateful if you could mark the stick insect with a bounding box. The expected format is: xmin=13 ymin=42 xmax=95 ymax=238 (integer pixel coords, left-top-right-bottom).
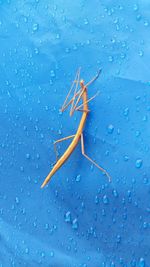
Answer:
xmin=41 ymin=68 xmax=111 ymax=188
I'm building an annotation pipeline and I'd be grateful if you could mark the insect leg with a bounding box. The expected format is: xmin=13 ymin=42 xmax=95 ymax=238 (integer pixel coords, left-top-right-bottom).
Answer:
xmin=85 ymin=69 xmax=102 ymax=88
xmin=80 ymin=133 xmax=111 ymax=182
xmin=75 ymin=91 xmax=99 ymax=111
xmin=61 ymin=68 xmax=81 ymax=112
xmin=53 ymin=135 xmax=75 ymax=163
xmin=70 ymin=68 xmax=81 ymax=115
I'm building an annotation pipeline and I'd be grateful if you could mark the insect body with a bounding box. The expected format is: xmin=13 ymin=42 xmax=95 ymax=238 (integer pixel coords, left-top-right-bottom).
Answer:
xmin=41 ymin=68 xmax=111 ymax=188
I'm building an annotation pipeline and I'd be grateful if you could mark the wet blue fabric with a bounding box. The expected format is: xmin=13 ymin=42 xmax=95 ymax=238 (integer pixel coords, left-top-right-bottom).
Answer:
xmin=0 ymin=1 xmax=150 ymax=266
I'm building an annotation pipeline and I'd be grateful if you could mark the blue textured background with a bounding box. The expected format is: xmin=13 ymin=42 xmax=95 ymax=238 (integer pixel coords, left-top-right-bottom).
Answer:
xmin=0 ymin=1 xmax=150 ymax=266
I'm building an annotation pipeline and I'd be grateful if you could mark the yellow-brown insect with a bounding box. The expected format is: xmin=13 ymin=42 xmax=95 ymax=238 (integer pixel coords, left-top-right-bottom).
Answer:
xmin=41 ymin=68 xmax=111 ymax=188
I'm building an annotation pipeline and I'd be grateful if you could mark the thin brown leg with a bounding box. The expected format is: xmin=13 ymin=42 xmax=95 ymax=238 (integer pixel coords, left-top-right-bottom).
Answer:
xmin=61 ymin=69 xmax=101 ymax=113
xmin=85 ymin=69 xmax=102 ymax=87
xmin=70 ymin=70 xmax=101 ymax=116
xmin=53 ymin=135 xmax=75 ymax=162
xmin=61 ymin=68 xmax=81 ymax=112
xmin=75 ymin=91 xmax=99 ymax=111
xmin=80 ymin=133 xmax=111 ymax=182
xmin=70 ymin=68 xmax=81 ymax=115
xmin=70 ymin=88 xmax=84 ymax=116
xmin=76 ymin=109 xmax=90 ymax=112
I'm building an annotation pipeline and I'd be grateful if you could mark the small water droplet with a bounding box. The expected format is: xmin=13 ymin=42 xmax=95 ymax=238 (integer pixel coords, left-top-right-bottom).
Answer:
xmin=75 ymin=174 xmax=81 ymax=182
xmin=26 ymin=153 xmax=30 ymax=159
xmin=41 ymin=252 xmax=45 ymax=258
xmin=20 ymin=166 xmax=24 ymax=172
xmin=108 ymin=56 xmax=114 ymax=62
xmin=50 ymin=251 xmax=54 ymax=257
xmin=110 ymin=261 xmax=115 ymax=267
xmin=131 ymin=259 xmax=136 ymax=267
xmin=102 ymin=195 xmax=109 ymax=204
xmin=25 ymin=247 xmax=29 ymax=254
xmin=72 ymin=218 xmax=78 ymax=230
xmin=112 ymin=189 xmax=119 ymax=197
xmin=84 ymin=18 xmax=89 ymax=25
xmin=95 ymin=195 xmax=99 ymax=204
xmin=34 ymin=47 xmax=39 ymax=54
xmin=135 ymin=130 xmax=140 ymax=137
xmin=135 ymin=159 xmax=143 ymax=168
xmin=143 ymin=115 xmax=147 ymax=121
xmin=144 ymin=21 xmax=149 ymax=27
xmin=116 ymin=234 xmax=121 ymax=243
xmin=15 ymin=197 xmax=19 ymax=204
xmin=136 ymin=14 xmax=142 ymax=21
xmin=124 ymin=155 xmax=129 ymax=161
xmin=139 ymin=258 xmax=145 ymax=267
xmin=65 ymin=211 xmax=71 ymax=223
xmin=124 ymin=107 xmax=129 ymax=116
xmin=50 ymin=70 xmax=55 ymax=77
xmin=32 ymin=23 xmax=39 ymax=32
xmin=107 ymin=124 xmax=114 ymax=134
xmin=133 ymin=4 xmax=138 ymax=11
xmin=56 ymin=33 xmax=60 ymax=39
xmin=138 ymin=50 xmax=144 ymax=57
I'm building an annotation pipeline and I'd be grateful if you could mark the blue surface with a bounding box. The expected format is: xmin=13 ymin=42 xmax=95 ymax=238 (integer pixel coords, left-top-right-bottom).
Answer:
xmin=0 ymin=1 xmax=150 ymax=266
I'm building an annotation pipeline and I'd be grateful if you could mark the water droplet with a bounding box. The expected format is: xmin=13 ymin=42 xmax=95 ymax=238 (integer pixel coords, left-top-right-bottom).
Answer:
xmin=123 ymin=107 xmax=129 ymax=116
xmin=15 ymin=197 xmax=19 ymax=204
xmin=107 ymin=124 xmax=114 ymax=134
xmin=41 ymin=252 xmax=45 ymax=258
xmin=95 ymin=195 xmax=99 ymax=204
xmin=75 ymin=174 xmax=81 ymax=182
xmin=112 ymin=189 xmax=119 ymax=198
xmin=34 ymin=47 xmax=39 ymax=54
xmin=45 ymin=223 xmax=49 ymax=230
xmin=72 ymin=218 xmax=78 ymax=230
xmin=138 ymin=50 xmax=144 ymax=57
xmin=26 ymin=153 xmax=30 ymax=159
xmin=50 ymin=70 xmax=55 ymax=77
xmin=101 ymin=208 xmax=106 ymax=217
xmin=144 ymin=21 xmax=149 ymax=27
xmin=133 ymin=4 xmax=139 ymax=11
xmin=108 ymin=56 xmax=114 ymax=62
xmin=36 ymin=153 xmax=40 ymax=159
xmin=124 ymin=155 xmax=129 ymax=161
xmin=116 ymin=234 xmax=121 ymax=243
xmin=20 ymin=166 xmax=24 ymax=172
xmin=25 ymin=247 xmax=29 ymax=254
xmin=65 ymin=211 xmax=71 ymax=223
xmin=84 ymin=18 xmax=89 ymax=25
xmin=143 ymin=115 xmax=147 ymax=121
xmin=32 ymin=23 xmax=39 ymax=32
xmin=139 ymin=258 xmax=145 ymax=267
xmin=50 ymin=251 xmax=54 ymax=257
xmin=136 ymin=14 xmax=142 ymax=21
xmin=56 ymin=33 xmax=60 ymax=39
xmin=135 ymin=130 xmax=140 ymax=137
xmin=131 ymin=259 xmax=136 ymax=267
xmin=143 ymin=222 xmax=148 ymax=229
xmin=102 ymin=195 xmax=109 ymax=204
xmin=135 ymin=159 xmax=143 ymax=168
